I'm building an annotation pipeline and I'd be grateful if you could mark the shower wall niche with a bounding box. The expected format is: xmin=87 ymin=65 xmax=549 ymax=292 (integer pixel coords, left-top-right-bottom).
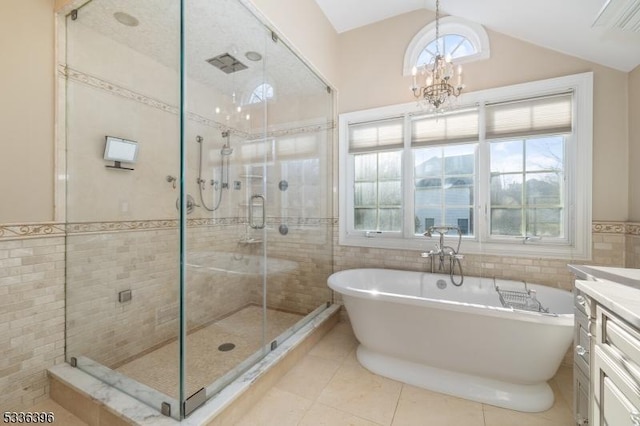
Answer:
xmin=63 ymin=0 xmax=334 ymax=418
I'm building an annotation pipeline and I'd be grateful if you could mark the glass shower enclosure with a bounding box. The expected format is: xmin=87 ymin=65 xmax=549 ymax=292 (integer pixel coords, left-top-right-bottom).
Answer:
xmin=63 ymin=0 xmax=334 ymax=419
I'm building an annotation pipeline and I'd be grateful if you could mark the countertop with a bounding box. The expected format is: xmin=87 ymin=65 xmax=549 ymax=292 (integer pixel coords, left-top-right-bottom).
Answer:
xmin=568 ymin=264 xmax=640 ymax=289
xmin=569 ymin=264 xmax=640 ymax=328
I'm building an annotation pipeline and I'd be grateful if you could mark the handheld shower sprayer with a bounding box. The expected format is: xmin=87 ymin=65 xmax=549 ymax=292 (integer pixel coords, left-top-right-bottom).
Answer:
xmin=195 ymin=132 xmax=234 ymax=212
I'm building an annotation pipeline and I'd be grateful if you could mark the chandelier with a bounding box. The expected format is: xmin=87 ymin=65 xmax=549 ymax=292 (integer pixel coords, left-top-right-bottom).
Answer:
xmin=410 ymin=0 xmax=463 ymax=109
xmin=214 ymin=91 xmax=250 ymax=122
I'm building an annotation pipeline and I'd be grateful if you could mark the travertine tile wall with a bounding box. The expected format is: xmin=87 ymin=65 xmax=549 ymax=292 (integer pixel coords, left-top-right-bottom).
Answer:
xmin=625 ymin=224 xmax=640 ymax=268
xmin=0 ymin=220 xmax=636 ymax=411
xmin=64 ymin=220 xmax=334 ymax=370
xmin=0 ymin=236 xmax=66 ymax=411
xmin=332 ymin=226 xmax=629 ymax=304
xmin=65 ymin=224 xmax=255 ymax=369
xmin=262 ymin=222 xmax=334 ymax=314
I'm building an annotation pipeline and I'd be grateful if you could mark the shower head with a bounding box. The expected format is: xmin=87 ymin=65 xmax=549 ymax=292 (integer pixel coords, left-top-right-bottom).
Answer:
xmin=221 ymin=145 xmax=233 ymax=156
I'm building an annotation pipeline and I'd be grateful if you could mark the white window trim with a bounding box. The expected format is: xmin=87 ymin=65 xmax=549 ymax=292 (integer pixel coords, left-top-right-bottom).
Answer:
xmin=403 ymin=16 xmax=491 ymax=76
xmin=338 ymin=72 xmax=593 ymax=260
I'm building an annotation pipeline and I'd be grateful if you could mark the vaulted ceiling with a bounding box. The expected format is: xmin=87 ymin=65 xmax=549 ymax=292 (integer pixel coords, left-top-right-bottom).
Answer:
xmin=314 ymin=0 xmax=640 ymax=72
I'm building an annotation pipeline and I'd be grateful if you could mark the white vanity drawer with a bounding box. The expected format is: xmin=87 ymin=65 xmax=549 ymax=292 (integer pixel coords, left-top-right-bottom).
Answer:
xmin=600 ymin=307 xmax=640 ymax=376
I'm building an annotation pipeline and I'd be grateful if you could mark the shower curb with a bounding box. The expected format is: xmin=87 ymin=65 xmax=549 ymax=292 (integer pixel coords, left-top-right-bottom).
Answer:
xmin=48 ymin=304 xmax=340 ymax=425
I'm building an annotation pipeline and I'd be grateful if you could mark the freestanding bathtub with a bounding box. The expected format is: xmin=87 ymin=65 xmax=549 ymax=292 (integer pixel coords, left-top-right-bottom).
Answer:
xmin=328 ymin=268 xmax=574 ymax=412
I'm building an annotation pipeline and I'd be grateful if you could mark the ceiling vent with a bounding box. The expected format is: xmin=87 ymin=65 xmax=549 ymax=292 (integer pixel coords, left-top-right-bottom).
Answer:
xmin=593 ymin=0 xmax=640 ymax=32
xmin=206 ymin=53 xmax=248 ymax=74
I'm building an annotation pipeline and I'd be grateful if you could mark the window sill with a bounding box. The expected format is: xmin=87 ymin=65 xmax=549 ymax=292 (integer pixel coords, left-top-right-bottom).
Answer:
xmin=339 ymin=234 xmax=591 ymax=260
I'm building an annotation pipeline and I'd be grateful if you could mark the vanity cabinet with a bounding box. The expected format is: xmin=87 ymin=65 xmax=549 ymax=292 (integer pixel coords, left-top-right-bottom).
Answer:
xmin=592 ymin=306 xmax=640 ymax=426
xmin=571 ymin=271 xmax=640 ymax=426
xmin=573 ymin=288 xmax=594 ymax=425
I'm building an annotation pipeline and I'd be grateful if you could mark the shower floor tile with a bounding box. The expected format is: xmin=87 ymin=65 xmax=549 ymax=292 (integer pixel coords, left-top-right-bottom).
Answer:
xmin=115 ymin=305 xmax=302 ymax=398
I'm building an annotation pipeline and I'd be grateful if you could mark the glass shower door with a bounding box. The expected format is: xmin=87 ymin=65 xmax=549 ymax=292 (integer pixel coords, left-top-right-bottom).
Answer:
xmin=181 ymin=0 xmax=271 ymax=414
xmin=64 ymin=0 xmax=182 ymax=417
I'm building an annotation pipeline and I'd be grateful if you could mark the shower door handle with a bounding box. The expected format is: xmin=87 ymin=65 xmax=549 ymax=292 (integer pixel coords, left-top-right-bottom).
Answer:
xmin=249 ymin=194 xmax=266 ymax=229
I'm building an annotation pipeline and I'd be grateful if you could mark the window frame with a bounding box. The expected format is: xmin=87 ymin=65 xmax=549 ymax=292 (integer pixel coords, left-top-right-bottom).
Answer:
xmin=338 ymin=72 xmax=593 ymax=259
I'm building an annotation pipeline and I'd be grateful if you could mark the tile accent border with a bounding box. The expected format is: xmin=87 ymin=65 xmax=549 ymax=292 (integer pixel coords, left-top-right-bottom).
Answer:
xmin=0 ymin=219 xmax=633 ymax=241
xmin=0 ymin=218 xmax=337 ymax=240
xmin=592 ymin=221 xmax=627 ymax=234
xmin=0 ymin=222 xmax=66 ymax=240
xmin=59 ymin=65 xmax=335 ymax=139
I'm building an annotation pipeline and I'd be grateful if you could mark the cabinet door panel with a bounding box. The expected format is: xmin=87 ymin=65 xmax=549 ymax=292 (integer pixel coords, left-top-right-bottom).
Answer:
xmin=603 ymin=377 xmax=639 ymax=426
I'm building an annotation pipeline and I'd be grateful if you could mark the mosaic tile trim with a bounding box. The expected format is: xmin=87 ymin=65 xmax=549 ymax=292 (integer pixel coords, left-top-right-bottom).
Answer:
xmin=246 ymin=121 xmax=337 ymax=141
xmin=0 ymin=218 xmax=337 ymax=240
xmin=65 ymin=218 xmax=245 ymax=235
xmin=0 ymin=223 xmax=66 ymax=240
xmin=592 ymin=221 xmax=627 ymax=234
xmin=60 ymin=65 xmax=335 ymax=138
xmin=63 ymin=65 xmax=179 ymax=115
xmin=0 ymin=219 xmax=629 ymax=240
xmin=267 ymin=217 xmax=338 ymax=226
xmin=627 ymin=223 xmax=640 ymax=235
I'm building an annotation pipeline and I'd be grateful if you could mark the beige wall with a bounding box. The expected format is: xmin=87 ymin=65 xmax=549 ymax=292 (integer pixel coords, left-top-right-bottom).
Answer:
xmin=0 ymin=0 xmax=55 ymax=223
xmin=337 ymin=9 xmax=630 ymax=222
xmin=248 ymin=0 xmax=339 ymax=88
xmin=629 ymin=65 xmax=640 ymax=220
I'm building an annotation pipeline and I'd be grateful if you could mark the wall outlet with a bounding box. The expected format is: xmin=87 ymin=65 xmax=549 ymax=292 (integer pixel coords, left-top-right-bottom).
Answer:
xmin=234 ymin=181 xmax=241 ymax=190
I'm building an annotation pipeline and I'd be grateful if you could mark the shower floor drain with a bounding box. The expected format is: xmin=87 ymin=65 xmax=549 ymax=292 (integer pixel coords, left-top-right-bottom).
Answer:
xmin=218 ymin=343 xmax=235 ymax=352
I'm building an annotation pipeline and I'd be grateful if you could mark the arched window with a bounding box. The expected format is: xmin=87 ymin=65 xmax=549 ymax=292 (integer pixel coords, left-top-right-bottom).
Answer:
xmin=403 ymin=16 xmax=490 ymax=75
xmin=249 ymin=83 xmax=274 ymax=104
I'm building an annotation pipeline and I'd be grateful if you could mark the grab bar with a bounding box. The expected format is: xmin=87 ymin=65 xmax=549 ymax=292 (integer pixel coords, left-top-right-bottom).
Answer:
xmin=249 ymin=194 xmax=266 ymax=229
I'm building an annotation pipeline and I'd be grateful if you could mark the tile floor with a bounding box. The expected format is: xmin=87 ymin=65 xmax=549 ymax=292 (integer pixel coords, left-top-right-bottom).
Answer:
xmin=236 ymin=321 xmax=575 ymax=426
xmin=32 ymin=320 xmax=574 ymax=425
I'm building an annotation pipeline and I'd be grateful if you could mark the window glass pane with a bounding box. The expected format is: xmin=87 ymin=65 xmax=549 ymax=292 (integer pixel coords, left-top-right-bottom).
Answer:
xmin=452 ymin=39 xmax=475 ymax=58
xmin=353 ymin=150 xmax=402 ymax=231
xmin=379 ymin=208 xmax=402 ymax=231
xmin=490 ymin=174 xmax=522 ymax=205
xmin=526 ymin=173 xmax=561 ymax=205
xmin=415 ymin=147 xmax=442 ymax=177
xmin=354 ymin=209 xmax=377 ymax=230
xmin=378 ymin=151 xmax=402 ymax=178
xmin=442 ymin=34 xmax=464 ymax=53
xmin=446 ymin=208 xmax=474 ymax=236
xmin=525 ymin=136 xmax=564 ymax=172
xmin=379 ymin=181 xmax=402 ymax=205
xmin=415 ymin=178 xmax=442 ymax=204
xmin=526 ymin=208 xmax=562 ymax=237
xmin=354 ymin=153 xmax=377 ymax=180
xmin=249 ymin=83 xmax=274 ymax=104
xmin=490 ymin=140 xmax=523 ymax=173
xmin=354 ymin=182 xmax=376 ymax=206
xmin=444 ymin=144 xmax=475 ymax=175
xmin=414 ymin=208 xmax=441 ymax=234
xmin=491 ymin=209 xmax=522 ymax=235
xmin=445 ymin=178 xmax=473 ymax=205
xmin=417 ymin=35 xmax=477 ymax=67
xmin=413 ymin=144 xmax=476 ymax=237
xmin=417 ymin=49 xmax=435 ymax=67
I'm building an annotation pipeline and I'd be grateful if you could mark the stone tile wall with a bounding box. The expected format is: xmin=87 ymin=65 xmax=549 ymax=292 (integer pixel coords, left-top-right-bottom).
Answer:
xmin=0 ymin=236 xmax=66 ymax=411
xmin=0 ymin=220 xmax=635 ymax=411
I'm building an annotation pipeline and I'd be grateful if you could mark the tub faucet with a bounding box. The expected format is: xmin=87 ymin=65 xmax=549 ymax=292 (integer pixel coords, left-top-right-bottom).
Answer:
xmin=421 ymin=225 xmax=464 ymax=286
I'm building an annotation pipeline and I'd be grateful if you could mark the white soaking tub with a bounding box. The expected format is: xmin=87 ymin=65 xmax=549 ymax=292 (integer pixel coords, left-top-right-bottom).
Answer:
xmin=328 ymin=268 xmax=574 ymax=412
